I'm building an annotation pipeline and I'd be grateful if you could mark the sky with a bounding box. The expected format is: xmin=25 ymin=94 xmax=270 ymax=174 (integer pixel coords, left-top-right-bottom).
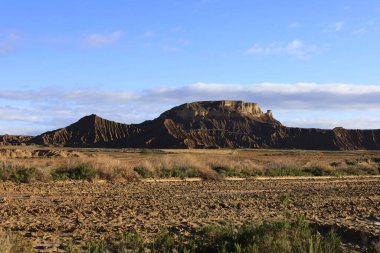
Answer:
xmin=1 ymin=0 xmax=380 ymax=135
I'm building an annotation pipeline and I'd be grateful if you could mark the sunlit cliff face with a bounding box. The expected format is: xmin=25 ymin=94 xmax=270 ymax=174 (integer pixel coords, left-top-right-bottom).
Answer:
xmin=162 ymin=101 xmax=275 ymax=122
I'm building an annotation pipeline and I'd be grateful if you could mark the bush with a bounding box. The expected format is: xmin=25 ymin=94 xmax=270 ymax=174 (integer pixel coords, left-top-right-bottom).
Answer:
xmin=212 ymin=166 xmax=245 ymax=177
xmin=337 ymin=167 xmax=361 ymax=176
xmin=159 ymin=167 xmax=200 ymax=179
xmin=263 ymin=167 xmax=308 ymax=177
xmin=67 ymin=217 xmax=343 ymax=253
xmin=134 ymin=167 xmax=153 ymax=178
xmin=150 ymin=230 xmax=179 ymax=252
xmin=279 ymin=193 xmax=290 ymax=207
xmin=51 ymin=164 xmax=97 ymax=181
xmin=330 ymin=162 xmax=340 ymax=167
xmin=0 ymin=230 xmax=33 ymax=253
xmin=12 ymin=167 xmax=37 ymax=183
xmin=345 ymin=160 xmax=357 ymax=166
xmin=181 ymin=217 xmax=342 ymax=253
xmin=369 ymin=239 xmax=380 ymax=253
xmin=198 ymin=167 xmax=223 ymax=181
xmin=302 ymin=167 xmax=336 ymax=176
xmin=0 ymin=165 xmax=37 ymax=183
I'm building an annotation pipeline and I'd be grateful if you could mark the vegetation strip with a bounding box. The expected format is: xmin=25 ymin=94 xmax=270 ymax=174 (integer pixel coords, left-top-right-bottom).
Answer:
xmin=2 ymin=217 xmax=364 ymax=253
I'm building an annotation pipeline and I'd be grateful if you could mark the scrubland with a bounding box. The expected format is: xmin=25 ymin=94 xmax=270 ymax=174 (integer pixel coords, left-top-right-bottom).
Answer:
xmin=1 ymin=147 xmax=380 ymax=183
xmin=0 ymin=147 xmax=380 ymax=252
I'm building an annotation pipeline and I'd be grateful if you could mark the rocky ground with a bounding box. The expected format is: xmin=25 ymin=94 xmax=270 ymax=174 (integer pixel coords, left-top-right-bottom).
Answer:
xmin=0 ymin=177 xmax=379 ymax=252
xmin=0 ymin=177 xmax=380 ymax=252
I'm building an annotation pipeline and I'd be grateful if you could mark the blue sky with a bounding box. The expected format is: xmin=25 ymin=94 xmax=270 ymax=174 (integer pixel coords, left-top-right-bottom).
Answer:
xmin=1 ymin=0 xmax=380 ymax=134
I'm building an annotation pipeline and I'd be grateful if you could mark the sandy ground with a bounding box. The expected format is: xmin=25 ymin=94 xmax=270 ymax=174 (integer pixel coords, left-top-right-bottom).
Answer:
xmin=1 ymin=176 xmax=379 ymax=251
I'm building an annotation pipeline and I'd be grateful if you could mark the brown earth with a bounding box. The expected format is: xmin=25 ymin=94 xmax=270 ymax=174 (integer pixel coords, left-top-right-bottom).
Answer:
xmin=0 ymin=177 xmax=379 ymax=251
xmin=31 ymin=114 xmax=142 ymax=148
xmin=26 ymin=100 xmax=380 ymax=150
xmin=1 ymin=148 xmax=380 ymax=252
xmin=0 ymin=135 xmax=33 ymax=146
xmin=0 ymin=148 xmax=83 ymax=158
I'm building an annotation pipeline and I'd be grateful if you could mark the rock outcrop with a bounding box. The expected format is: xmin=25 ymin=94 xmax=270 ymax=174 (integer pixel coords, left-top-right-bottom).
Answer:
xmin=160 ymin=101 xmax=278 ymax=123
xmin=23 ymin=100 xmax=380 ymax=150
xmin=148 ymin=101 xmax=283 ymax=148
xmin=0 ymin=135 xmax=33 ymax=146
xmin=32 ymin=114 xmax=142 ymax=147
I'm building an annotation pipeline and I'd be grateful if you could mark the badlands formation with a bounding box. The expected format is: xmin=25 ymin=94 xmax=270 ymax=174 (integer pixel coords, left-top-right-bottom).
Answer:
xmin=1 ymin=101 xmax=380 ymax=150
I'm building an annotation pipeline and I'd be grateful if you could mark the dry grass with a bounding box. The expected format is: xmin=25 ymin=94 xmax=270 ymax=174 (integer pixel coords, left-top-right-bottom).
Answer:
xmin=372 ymin=240 xmax=380 ymax=253
xmin=65 ymin=217 xmax=343 ymax=253
xmin=0 ymin=147 xmax=379 ymax=182
xmin=60 ymin=155 xmax=138 ymax=181
xmin=133 ymin=155 xmax=222 ymax=179
xmin=0 ymin=155 xmax=138 ymax=182
xmin=0 ymin=230 xmax=33 ymax=253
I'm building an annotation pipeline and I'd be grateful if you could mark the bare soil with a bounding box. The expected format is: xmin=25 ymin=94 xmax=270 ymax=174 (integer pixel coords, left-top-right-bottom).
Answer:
xmin=1 ymin=176 xmax=379 ymax=251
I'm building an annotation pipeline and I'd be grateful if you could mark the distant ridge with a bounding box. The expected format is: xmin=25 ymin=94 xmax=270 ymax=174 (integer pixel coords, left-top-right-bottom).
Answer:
xmin=2 ymin=101 xmax=380 ymax=150
xmin=0 ymin=135 xmax=33 ymax=146
xmin=32 ymin=114 xmax=142 ymax=147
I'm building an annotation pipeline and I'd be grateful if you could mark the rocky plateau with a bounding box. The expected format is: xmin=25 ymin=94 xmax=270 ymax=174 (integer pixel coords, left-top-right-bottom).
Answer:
xmin=1 ymin=101 xmax=380 ymax=150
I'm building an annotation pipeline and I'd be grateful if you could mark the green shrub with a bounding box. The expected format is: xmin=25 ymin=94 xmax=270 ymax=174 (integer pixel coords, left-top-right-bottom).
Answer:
xmin=121 ymin=230 xmax=145 ymax=251
xmin=68 ymin=217 xmax=343 ymax=253
xmin=150 ymin=230 xmax=179 ymax=252
xmin=0 ymin=165 xmax=37 ymax=183
xmin=345 ymin=160 xmax=357 ymax=166
xmin=302 ymin=167 xmax=335 ymax=176
xmin=263 ymin=167 xmax=308 ymax=177
xmin=279 ymin=193 xmax=290 ymax=206
xmin=150 ymin=217 xmax=342 ymax=253
xmin=159 ymin=167 xmax=200 ymax=179
xmin=0 ymin=230 xmax=33 ymax=253
xmin=355 ymin=167 xmax=379 ymax=175
xmin=12 ymin=167 xmax=37 ymax=183
xmin=337 ymin=167 xmax=361 ymax=176
xmin=209 ymin=163 xmax=380 ymax=178
xmin=212 ymin=166 xmax=245 ymax=177
xmin=369 ymin=239 xmax=380 ymax=253
xmin=134 ymin=167 xmax=153 ymax=178
xmin=51 ymin=164 xmax=97 ymax=181
xmin=241 ymin=168 xmax=262 ymax=177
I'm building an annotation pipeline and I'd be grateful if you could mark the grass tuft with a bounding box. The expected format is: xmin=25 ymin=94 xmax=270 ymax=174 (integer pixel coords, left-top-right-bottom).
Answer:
xmin=0 ymin=230 xmax=33 ymax=253
xmin=51 ymin=163 xmax=97 ymax=181
xmin=65 ymin=217 xmax=343 ymax=253
xmin=0 ymin=162 xmax=38 ymax=183
xmin=134 ymin=166 xmax=153 ymax=178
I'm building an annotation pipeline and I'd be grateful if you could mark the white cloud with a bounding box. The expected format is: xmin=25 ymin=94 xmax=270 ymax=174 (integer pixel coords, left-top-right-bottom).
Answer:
xmin=351 ymin=20 xmax=377 ymax=35
xmin=46 ymin=36 xmax=70 ymax=45
xmin=0 ymin=42 xmax=13 ymax=54
xmin=323 ymin=21 xmax=344 ymax=33
xmin=7 ymin=33 xmax=19 ymax=40
xmin=83 ymin=30 xmax=124 ymax=47
xmin=288 ymin=22 xmax=300 ymax=29
xmin=1 ymin=83 xmax=380 ymax=134
xmin=171 ymin=26 xmax=183 ymax=32
xmin=334 ymin=21 xmax=344 ymax=31
xmin=284 ymin=117 xmax=380 ymax=130
xmin=143 ymin=30 xmax=156 ymax=38
xmin=352 ymin=28 xmax=366 ymax=35
xmin=178 ymin=38 xmax=191 ymax=46
xmin=0 ymin=32 xmax=20 ymax=54
xmin=163 ymin=46 xmax=180 ymax=53
xmin=244 ymin=40 xmax=327 ymax=60
xmin=162 ymin=39 xmax=190 ymax=53
xmin=0 ymin=125 xmax=41 ymax=136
